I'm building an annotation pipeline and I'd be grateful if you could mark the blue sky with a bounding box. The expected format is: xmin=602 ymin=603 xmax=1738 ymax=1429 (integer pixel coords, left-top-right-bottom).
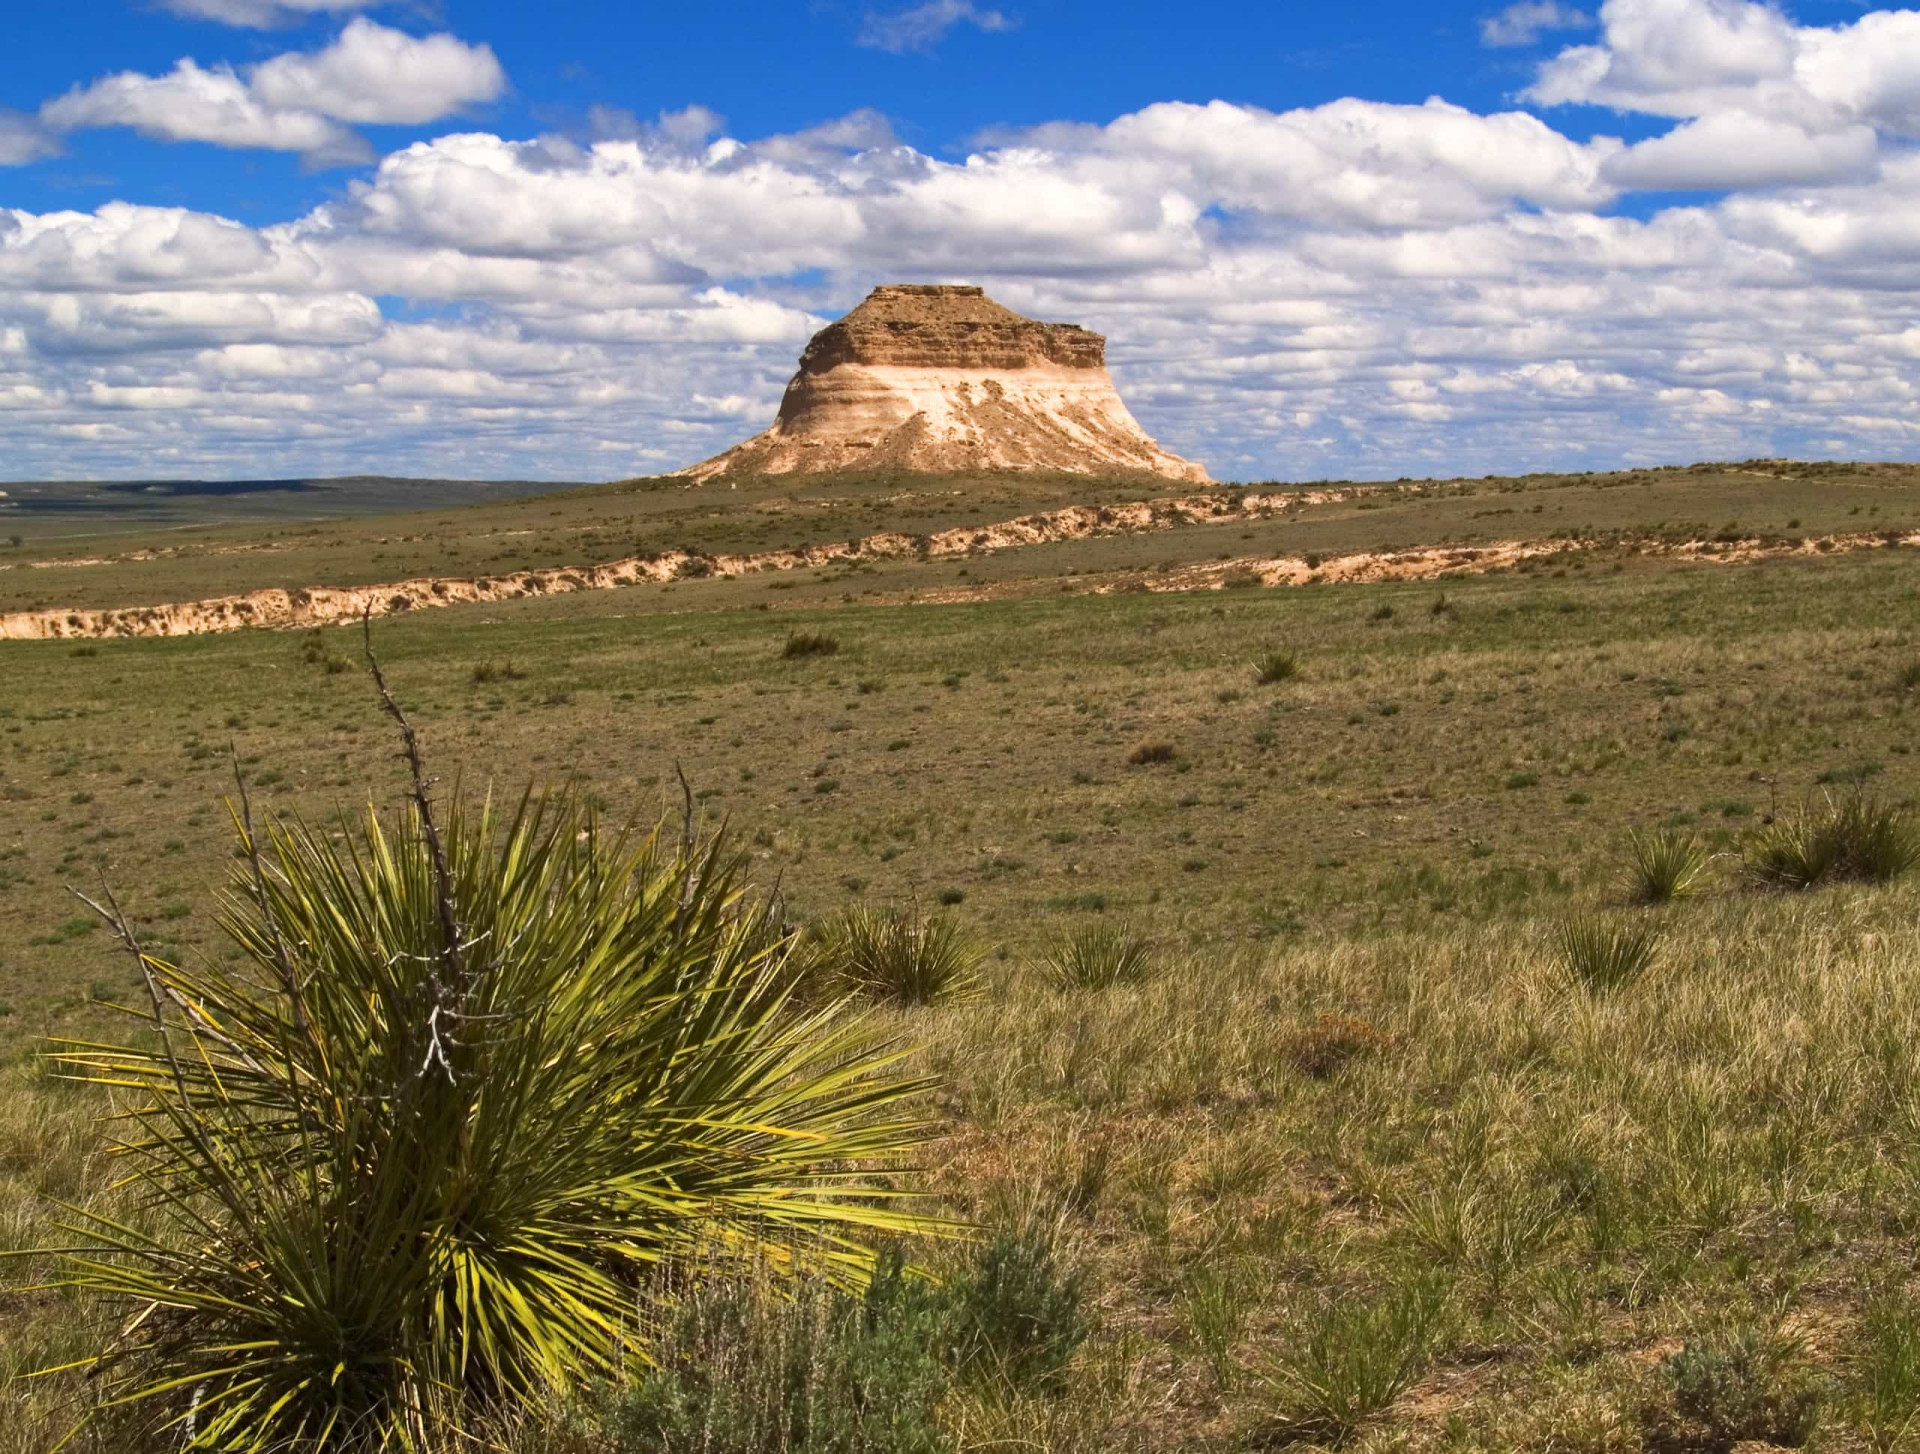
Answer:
xmin=3 ymin=0 xmax=1920 ymax=481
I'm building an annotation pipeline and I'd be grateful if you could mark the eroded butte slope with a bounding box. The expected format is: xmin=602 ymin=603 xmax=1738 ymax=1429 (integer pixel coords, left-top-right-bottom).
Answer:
xmin=680 ymin=284 xmax=1209 ymax=484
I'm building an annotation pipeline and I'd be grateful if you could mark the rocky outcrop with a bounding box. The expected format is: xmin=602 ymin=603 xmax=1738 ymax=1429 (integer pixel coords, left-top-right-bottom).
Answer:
xmin=681 ymin=284 xmax=1208 ymax=483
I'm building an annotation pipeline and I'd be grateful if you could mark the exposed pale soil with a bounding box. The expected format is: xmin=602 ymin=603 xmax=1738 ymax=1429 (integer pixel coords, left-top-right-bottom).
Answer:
xmin=3 ymin=480 xmax=1912 ymax=641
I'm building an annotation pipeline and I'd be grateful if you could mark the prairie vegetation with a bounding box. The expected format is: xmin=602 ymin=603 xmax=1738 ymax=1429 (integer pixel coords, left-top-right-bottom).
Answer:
xmin=4 ymin=461 xmax=1920 ymax=1450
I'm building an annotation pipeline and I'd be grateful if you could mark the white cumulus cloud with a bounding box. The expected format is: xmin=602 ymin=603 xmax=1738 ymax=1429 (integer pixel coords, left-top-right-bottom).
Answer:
xmin=158 ymin=0 xmax=378 ymax=28
xmin=0 ymin=109 xmax=58 ymax=166
xmin=857 ymin=0 xmax=1015 ymax=54
xmin=250 ymin=18 xmax=506 ymax=126
xmin=1480 ymin=2 xmax=1594 ymax=48
xmin=39 ymin=20 xmax=505 ymax=164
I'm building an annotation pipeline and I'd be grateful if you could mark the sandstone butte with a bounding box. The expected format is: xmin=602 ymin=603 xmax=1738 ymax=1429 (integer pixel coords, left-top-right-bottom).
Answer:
xmin=679 ymin=283 xmax=1209 ymax=484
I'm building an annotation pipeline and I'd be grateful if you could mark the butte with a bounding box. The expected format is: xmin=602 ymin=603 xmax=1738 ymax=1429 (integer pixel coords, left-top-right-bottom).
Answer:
xmin=680 ymin=283 xmax=1208 ymax=483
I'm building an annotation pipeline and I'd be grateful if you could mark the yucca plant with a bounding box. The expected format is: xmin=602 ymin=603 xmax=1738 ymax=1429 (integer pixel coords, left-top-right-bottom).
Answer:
xmin=1558 ymin=912 xmax=1661 ymax=995
xmin=1747 ymin=793 xmax=1919 ymax=889
xmin=1623 ymin=828 xmax=1710 ymax=904
xmin=27 ymin=781 xmax=943 ymax=1451
xmin=807 ymin=906 xmax=981 ymax=1007
xmin=1040 ymin=919 xmax=1157 ymax=990
xmin=1253 ymin=649 xmax=1301 ymax=685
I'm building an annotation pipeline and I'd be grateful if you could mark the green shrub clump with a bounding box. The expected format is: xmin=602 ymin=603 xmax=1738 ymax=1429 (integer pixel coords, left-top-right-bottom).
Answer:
xmin=1041 ymin=919 xmax=1157 ymax=990
xmin=37 ymin=789 xmax=937 ymax=1451
xmin=1746 ymin=794 xmax=1919 ymax=889
xmin=1624 ymin=827 xmax=1709 ymax=904
xmin=1253 ymin=649 xmax=1301 ymax=685
xmin=1557 ymin=912 xmax=1660 ymax=995
xmin=783 ymin=630 xmax=841 ymax=659
xmin=806 ymin=905 xmax=982 ymax=1006
xmin=1643 ymin=1325 xmax=1822 ymax=1450
xmin=587 ymin=1231 xmax=1089 ymax=1452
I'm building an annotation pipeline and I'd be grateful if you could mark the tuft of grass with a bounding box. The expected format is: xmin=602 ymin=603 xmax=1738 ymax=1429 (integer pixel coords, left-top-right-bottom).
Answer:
xmin=1253 ymin=649 xmax=1301 ymax=685
xmin=1557 ymin=912 xmax=1660 ymax=995
xmin=782 ymin=630 xmax=840 ymax=659
xmin=1040 ymin=918 xmax=1157 ymax=990
xmin=1254 ymin=1273 xmax=1450 ymax=1445
xmin=1624 ymin=827 xmax=1710 ymax=904
xmin=1128 ymin=742 xmax=1176 ymax=766
xmin=1859 ymin=1291 xmax=1920 ymax=1453
xmin=1894 ymin=660 xmax=1920 ymax=695
xmin=807 ymin=905 xmax=982 ymax=1006
xmin=1747 ymin=794 xmax=1920 ymax=889
xmin=469 ymin=659 xmax=527 ymax=685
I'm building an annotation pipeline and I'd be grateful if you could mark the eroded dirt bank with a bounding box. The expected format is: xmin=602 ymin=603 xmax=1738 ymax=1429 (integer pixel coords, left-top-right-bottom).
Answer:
xmin=0 ymin=487 xmax=1368 ymax=639
xmin=2 ymin=485 xmax=1911 ymax=641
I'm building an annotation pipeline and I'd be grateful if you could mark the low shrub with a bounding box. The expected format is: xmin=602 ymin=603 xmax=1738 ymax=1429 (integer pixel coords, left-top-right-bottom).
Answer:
xmin=1747 ymin=794 xmax=1920 ymax=889
xmin=1643 ymin=1324 xmax=1821 ymax=1451
xmin=783 ymin=631 xmax=840 ymax=659
xmin=1558 ymin=912 xmax=1660 ymax=995
xmin=807 ymin=906 xmax=981 ymax=1006
xmin=589 ymin=1248 xmax=950 ymax=1454
xmin=939 ymin=1231 xmax=1089 ymax=1394
xmin=1041 ymin=918 xmax=1157 ymax=990
xmin=1624 ymin=827 xmax=1709 ymax=904
xmin=1254 ymin=649 xmax=1301 ymax=684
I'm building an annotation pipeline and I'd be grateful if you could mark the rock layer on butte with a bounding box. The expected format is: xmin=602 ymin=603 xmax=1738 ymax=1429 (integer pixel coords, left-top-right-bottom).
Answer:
xmin=681 ymin=283 xmax=1208 ymax=483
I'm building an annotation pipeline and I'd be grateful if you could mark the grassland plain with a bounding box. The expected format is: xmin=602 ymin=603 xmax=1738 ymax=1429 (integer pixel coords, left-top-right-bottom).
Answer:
xmin=4 ymin=462 xmax=1920 ymax=1450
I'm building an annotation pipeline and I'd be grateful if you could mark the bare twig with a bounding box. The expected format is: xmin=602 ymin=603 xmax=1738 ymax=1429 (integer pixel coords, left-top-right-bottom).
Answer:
xmin=65 ymin=883 xmax=274 ymax=1082
xmin=230 ymin=749 xmax=315 ymax=1053
xmin=673 ymin=760 xmax=698 ymax=924
xmin=362 ymin=608 xmax=464 ymax=995
xmin=67 ymin=880 xmax=185 ymax=1099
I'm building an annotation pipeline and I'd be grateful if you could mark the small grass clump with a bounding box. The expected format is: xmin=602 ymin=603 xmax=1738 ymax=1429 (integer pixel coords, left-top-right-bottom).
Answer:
xmin=1557 ymin=912 xmax=1660 ymax=995
xmin=469 ymin=659 xmax=527 ymax=685
xmin=1747 ymin=794 xmax=1920 ymax=889
xmin=807 ymin=905 xmax=982 ymax=1006
xmin=1624 ymin=827 xmax=1710 ymax=904
xmin=1255 ymin=1273 xmax=1450 ymax=1445
xmin=1253 ymin=649 xmax=1301 ymax=685
xmin=1040 ymin=918 xmax=1157 ymax=990
xmin=783 ymin=631 xmax=841 ymax=659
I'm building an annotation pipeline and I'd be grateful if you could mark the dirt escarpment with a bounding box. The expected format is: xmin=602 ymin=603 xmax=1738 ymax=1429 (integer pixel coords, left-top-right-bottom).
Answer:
xmin=4 ymin=497 xmax=1908 ymax=642
xmin=680 ymin=284 xmax=1209 ymax=484
xmin=0 ymin=486 xmax=1363 ymax=639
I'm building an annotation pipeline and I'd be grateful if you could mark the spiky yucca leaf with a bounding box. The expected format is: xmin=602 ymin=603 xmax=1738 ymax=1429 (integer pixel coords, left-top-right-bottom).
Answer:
xmin=34 ymin=792 xmax=943 ymax=1451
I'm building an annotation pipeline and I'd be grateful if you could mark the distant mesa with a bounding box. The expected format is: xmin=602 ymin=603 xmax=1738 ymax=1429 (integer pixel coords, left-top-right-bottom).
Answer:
xmin=680 ymin=284 xmax=1208 ymax=484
